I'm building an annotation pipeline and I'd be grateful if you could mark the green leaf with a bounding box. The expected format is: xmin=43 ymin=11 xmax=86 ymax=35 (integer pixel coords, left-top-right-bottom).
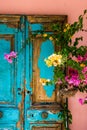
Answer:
xmin=73 ymin=37 xmax=83 ymax=46
xmin=84 ymin=9 xmax=87 ymax=14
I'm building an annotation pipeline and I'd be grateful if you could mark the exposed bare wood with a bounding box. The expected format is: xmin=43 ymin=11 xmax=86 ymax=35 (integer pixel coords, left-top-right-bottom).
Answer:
xmin=0 ymin=15 xmax=21 ymax=28
xmin=32 ymin=123 xmax=62 ymax=130
xmin=31 ymin=38 xmax=56 ymax=103
xmin=18 ymin=86 xmax=26 ymax=130
xmin=16 ymin=121 xmax=21 ymax=128
xmin=27 ymin=15 xmax=67 ymax=23
xmin=30 ymin=103 xmax=62 ymax=110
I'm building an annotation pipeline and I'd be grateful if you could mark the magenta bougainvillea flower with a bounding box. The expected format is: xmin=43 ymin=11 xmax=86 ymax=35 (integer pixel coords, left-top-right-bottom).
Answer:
xmin=79 ymin=97 xmax=87 ymax=105
xmin=77 ymin=55 xmax=83 ymax=62
xmin=68 ymin=67 xmax=78 ymax=76
xmin=79 ymin=98 xmax=85 ymax=105
xmin=77 ymin=53 xmax=87 ymax=62
xmin=82 ymin=66 xmax=87 ymax=74
xmin=82 ymin=79 xmax=87 ymax=85
xmin=65 ymin=68 xmax=80 ymax=86
xmin=83 ymin=53 xmax=87 ymax=61
xmin=4 ymin=51 xmax=17 ymax=63
xmin=65 ymin=75 xmax=81 ymax=86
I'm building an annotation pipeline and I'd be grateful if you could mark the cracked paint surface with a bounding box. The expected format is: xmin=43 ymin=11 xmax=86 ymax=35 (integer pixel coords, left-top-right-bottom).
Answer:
xmin=27 ymin=109 xmax=62 ymax=122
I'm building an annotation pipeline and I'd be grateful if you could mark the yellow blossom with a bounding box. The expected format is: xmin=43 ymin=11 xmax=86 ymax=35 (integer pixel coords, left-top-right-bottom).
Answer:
xmin=65 ymin=23 xmax=69 ymax=27
xmin=63 ymin=29 xmax=67 ymax=32
xmin=43 ymin=33 xmax=47 ymax=37
xmin=67 ymin=26 xmax=70 ymax=30
xmin=53 ymin=59 xmax=62 ymax=66
xmin=49 ymin=37 xmax=53 ymax=41
xmin=44 ymin=59 xmax=52 ymax=67
xmin=45 ymin=53 xmax=62 ymax=67
xmin=65 ymin=23 xmax=70 ymax=28
xmin=40 ymin=78 xmax=50 ymax=86
xmin=64 ymin=24 xmax=70 ymax=32
xmin=80 ymin=63 xmax=86 ymax=67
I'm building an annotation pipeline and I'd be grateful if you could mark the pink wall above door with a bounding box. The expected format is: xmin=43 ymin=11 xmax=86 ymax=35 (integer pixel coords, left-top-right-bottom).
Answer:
xmin=0 ymin=0 xmax=87 ymax=130
xmin=0 ymin=0 xmax=86 ymax=16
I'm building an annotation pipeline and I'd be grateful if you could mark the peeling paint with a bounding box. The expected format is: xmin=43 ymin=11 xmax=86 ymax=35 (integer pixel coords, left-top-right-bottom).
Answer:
xmin=17 ymin=121 xmax=21 ymax=128
xmin=18 ymin=86 xmax=25 ymax=130
xmin=27 ymin=109 xmax=62 ymax=122
xmin=0 ymin=15 xmax=66 ymax=130
xmin=37 ymin=40 xmax=55 ymax=98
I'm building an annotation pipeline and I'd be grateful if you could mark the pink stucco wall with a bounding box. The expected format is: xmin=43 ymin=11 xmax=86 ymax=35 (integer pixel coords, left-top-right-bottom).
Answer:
xmin=0 ymin=0 xmax=87 ymax=130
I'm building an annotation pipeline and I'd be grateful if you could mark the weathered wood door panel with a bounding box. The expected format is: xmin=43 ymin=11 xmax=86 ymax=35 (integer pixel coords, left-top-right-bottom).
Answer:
xmin=25 ymin=15 xmax=67 ymax=130
xmin=0 ymin=15 xmax=67 ymax=130
xmin=0 ymin=15 xmax=26 ymax=130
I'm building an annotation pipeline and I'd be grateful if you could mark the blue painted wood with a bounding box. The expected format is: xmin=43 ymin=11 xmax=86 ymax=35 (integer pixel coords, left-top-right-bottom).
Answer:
xmin=0 ymin=16 xmax=63 ymax=130
xmin=30 ymin=23 xmax=43 ymax=32
xmin=0 ymin=16 xmax=24 ymax=130
xmin=27 ymin=109 xmax=62 ymax=122
xmin=25 ymin=19 xmax=63 ymax=130
xmin=0 ymin=108 xmax=19 ymax=122
xmin=0 ymin=124 xmax=16 ymax=130
xmin=0 ymin=39 xmax=13 ymax=103
xmin=38 ymin=40 xmax=54 ymax=80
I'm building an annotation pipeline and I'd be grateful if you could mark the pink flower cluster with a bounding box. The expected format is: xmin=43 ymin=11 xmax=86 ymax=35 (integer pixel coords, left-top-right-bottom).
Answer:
xmin=81 ymin=66 xmax=87 ymax=85
xmin=65 ymin=67 xmax=87 ymax=87
xmin=4 ymin=51 xmax=17 ymax=63
xmin=79 ymin=97 xmax=87 ymax=105
xmin=76 ymin=53 xmax=87 ymax=85
xmin=77 ymin=53 xmax=87 ymax=62
xmin=65 ymin=68 xmax=80 ymax=87
xmin=65 ymin=53 xmax=87 ymax=87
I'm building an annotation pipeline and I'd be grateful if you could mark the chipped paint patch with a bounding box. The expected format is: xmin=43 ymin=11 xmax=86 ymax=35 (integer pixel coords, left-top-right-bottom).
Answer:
xmin=16 ymin=121 xmax=21 ymax=128
xmin=27 ymin=109 xmax=62 ymax=122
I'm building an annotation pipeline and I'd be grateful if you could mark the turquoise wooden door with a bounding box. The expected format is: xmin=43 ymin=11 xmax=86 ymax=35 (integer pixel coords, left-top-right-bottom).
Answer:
xmin=0 ymin=15 xmax=26 ymax=130
xmin=0 ymin=15 xmax=67 ymax=130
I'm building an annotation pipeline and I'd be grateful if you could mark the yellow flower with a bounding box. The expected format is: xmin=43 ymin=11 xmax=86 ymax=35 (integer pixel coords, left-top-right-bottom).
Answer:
xmin=45 ymin=54 xmax=62 ymax=67
xmin=63 ymin=29 xmax=67 ymax=32
xmin=49 ymin=37 xmax=53 ymax=41
xmin=65 ymin=23 xmax=70 ymax=28
xmin=40 ymin=78 xmax=50 ymax=86
xmin=67 ymin=26 xmax=70 ymax=30
xmin=64 ymin=24 xmax=70 ymax=32
xmin=80 ymin=63 xmax=85 ymax=67
xmin=65 ymin=23 xmax=69 ymax=27
xmin=43 ymin=33 xmax=47 ymax=37
xmin=44 ymin=59 xmax=52 ymax=67
xmin=53 ymin=58 xmax=62 ymax=66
